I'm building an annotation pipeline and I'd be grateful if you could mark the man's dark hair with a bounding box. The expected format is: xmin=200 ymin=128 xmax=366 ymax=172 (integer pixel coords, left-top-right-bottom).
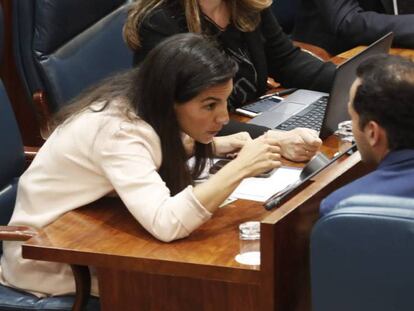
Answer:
xmin=354 ymin=54 xmax=414 ymax=150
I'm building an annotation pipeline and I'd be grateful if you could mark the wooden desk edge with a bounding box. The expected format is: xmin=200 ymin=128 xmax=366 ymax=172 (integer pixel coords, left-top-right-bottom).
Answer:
xmin=22 ymin=244 xmax=261 ymax=285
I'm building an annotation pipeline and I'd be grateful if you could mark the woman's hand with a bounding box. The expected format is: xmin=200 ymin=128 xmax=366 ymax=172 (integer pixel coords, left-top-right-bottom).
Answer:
xmin=229 ymin=135 xmax=282 ymax=178
xmin=266 ymin=128 xmax=322 ymax=162
xmin=212 ymin=132 xmax=251 ymax=157
xmin=193 ymin=135 xmax=281 ymax=213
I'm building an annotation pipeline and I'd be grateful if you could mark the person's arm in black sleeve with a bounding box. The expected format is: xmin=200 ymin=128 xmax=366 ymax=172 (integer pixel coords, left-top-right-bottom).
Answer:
xmin=260 ymin=8 xmax=336 ymax=92
xmin=315 ymin=0 xmax=414 ymax=49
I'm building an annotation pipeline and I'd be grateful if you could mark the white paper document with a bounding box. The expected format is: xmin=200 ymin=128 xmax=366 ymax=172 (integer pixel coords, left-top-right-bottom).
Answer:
xmin=230 ymin=166 xmax=302 ymax=202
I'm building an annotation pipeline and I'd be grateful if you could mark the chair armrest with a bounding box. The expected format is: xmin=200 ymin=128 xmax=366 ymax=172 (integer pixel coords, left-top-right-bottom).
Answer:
xmin=0 ymin=225 xmax=91 ymax=311
xmin=0 ymin=226 xmax=38 ymax=241
xmin=24 ymin=146 xmax=39 ymax=161
xmin=33 ymin=90 xmax=51 ymax=139
xmin=293 ymin=40 xmax=332 ymax=61
xmin=23 ymin=146 xmax=40 ymax=168
xmin=71 ymin=265 xmax=92 ymax=311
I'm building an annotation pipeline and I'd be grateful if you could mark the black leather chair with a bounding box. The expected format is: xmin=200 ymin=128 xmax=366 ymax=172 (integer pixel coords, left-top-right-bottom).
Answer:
xmin=0 ymin=2 xmax=100 ymax=309
xmin=311 ymin=194 xmax=414 ymax=311
xmin=13 ymin=0 xmax=134 ymax=132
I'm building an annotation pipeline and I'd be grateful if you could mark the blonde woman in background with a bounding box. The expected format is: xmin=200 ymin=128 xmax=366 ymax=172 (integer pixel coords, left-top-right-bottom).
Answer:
xmin=124 ymin=0 xmax=337 ymax=162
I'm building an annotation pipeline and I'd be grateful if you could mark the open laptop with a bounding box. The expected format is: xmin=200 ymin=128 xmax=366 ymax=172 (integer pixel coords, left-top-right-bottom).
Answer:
xmin=248 ymin=32 xmax=394 ymax=139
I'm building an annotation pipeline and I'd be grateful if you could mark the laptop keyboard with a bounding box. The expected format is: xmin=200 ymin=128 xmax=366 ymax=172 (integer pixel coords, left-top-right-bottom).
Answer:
xmin=275 ymin=96 xmax=329 ymax=131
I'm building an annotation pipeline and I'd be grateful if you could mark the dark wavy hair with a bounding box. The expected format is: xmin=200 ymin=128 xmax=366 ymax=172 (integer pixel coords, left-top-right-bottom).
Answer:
xmin=51 ymin=33 xmax=237 ymax=195
xmin=353 ymin=54 xmax=414 ymax=150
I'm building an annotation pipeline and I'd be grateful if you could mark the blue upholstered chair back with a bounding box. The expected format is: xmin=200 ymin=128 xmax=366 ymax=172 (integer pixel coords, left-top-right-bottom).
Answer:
xmin=0 ymin=82 xmax=102 ymax=311
xmin=13 ymin=0 xmax=133 ymax=113
xmin=311 ymin=194 xmax=414 ymax=311
xmin=0 ymin=3 xmax=101 ymax=309
xmin=0 ymin=3 xmax=24 ymax=232
xmin=0 ymin=82 xmax=24 ymax=231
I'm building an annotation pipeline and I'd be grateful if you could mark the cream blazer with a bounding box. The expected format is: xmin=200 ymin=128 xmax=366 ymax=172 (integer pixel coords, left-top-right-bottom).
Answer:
xmin=1 ymin=100 xmax=211 ymax=296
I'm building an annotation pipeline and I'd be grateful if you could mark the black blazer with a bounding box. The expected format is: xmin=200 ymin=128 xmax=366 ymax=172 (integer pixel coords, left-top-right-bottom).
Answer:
xmin=134 ymin=4 xmax=336 ymax=137
xmin=293 ymin=0 xmax=414 ymax=55
xmin=135 ymin=5 xmax=335 ymax=95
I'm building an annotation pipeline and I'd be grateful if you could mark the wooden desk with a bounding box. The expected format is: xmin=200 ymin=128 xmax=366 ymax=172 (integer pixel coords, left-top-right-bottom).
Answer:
xmin=334 ymin=46 xmax=414 ymax=62
xmin=21 ymin=47 xmax=397 ymax=310
xmin=21 ymin=135 xmax=369 ymax=311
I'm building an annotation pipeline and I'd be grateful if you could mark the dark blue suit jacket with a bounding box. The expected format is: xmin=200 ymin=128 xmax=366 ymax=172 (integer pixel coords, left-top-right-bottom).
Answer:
xmin=320 ymin=149 xmax=414 ymax=215
xmin=293 ymin=0 xmax=414 ymax=55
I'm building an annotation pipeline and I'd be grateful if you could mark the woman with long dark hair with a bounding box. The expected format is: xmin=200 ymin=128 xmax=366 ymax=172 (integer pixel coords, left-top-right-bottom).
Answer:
xmin=124 ymin=0 xmax=337 ymax=162
xmin=1 ymin=33 xmax=281 ymax=297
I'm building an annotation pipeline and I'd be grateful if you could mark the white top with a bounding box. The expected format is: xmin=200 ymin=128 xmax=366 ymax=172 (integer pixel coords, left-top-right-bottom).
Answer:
xmin=0 ymin=100 xmax=211 ymax=297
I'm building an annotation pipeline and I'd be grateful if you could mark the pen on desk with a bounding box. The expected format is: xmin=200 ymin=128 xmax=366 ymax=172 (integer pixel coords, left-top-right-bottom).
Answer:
xmin=258 ymin=88 xmax=298 ymax=100
xmin=264 ymin=182 xmax=299 ymax=210
xmin=258 ymin=93 xmax=278 ymax=100
xmin=263 ymin=181 xmax=298 ymax=210
xmin=264 ymin=196 xmax=282 ymax=210
xmin=274 ymin=88 xmax=298 ymax=97
xmin=264 ymin=190 xmax=287 ymax=210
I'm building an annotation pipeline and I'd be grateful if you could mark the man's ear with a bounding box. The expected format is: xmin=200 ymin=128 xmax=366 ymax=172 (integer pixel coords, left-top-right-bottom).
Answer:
xmin=364 ymin=121 xmax=387 ymax=148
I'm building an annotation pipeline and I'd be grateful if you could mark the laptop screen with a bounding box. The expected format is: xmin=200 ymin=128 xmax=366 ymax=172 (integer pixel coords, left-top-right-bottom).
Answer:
xmin=248 ymin=33 xmax=394 ymax=138
xmin=319 ymin=32 xmax=394 ymax=138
